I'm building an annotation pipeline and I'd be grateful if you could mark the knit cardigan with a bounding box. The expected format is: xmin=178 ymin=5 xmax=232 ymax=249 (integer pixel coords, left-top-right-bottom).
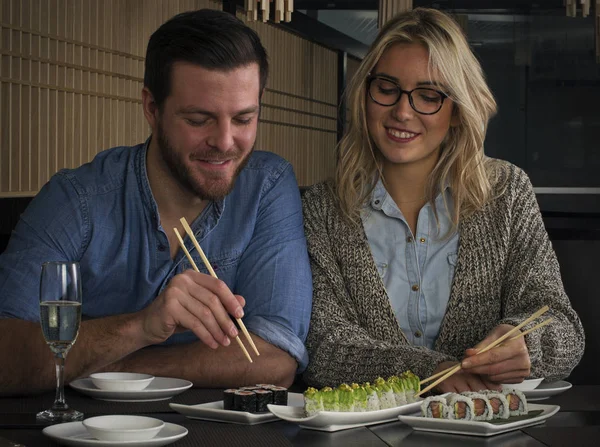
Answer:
xmin=301 ymin=161 xmax=585 ymax=389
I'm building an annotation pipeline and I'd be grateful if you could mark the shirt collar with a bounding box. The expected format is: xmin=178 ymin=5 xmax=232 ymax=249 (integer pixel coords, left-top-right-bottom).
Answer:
xmin=368 ymin=177 xmax=452 ymax=212
xmin=135 ymin=136 xmax=225 ymax=235
xmin=136 ymin=137 xmax=161 ymax=228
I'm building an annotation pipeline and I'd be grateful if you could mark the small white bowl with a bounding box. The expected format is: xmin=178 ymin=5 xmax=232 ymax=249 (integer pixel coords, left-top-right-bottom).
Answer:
xmin=89 ymin=372 xmax=154 ymax=391
xmin=82 ymin=415 xmax=164 ymax=441
xmin=502 ymin=377 xmax=544 ymax=391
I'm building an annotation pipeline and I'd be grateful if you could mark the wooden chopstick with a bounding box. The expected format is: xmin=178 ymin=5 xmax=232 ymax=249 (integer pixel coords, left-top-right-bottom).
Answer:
xmin=415 ymin=305 xmax=550 ymax=397
xmin=178 ymin=217 xmax=261 ymax=358
xmin=419 ymin=317 xmax=554 ymax=385
xmin=173 ymin=227 xmax=254 ymax=363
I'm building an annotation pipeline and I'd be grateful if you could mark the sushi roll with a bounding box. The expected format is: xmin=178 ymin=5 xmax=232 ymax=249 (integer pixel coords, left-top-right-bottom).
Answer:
xmin=321 ymin=387 xmax=339 ymax=411
xmin=337 ymin=384 xmax=355 ymax=412
xmin=351 ymin=383 xmax=368 ymax=412
xmin=363 ymin=382 xmax=380 ymax=411
xmin=503 ymin=388 xmax=528 ymax=416
xmin=254 ymin=389 xmax=273 ymax=412
xmin=481 ymin=390 xmax=510 ymax=419
xmin=240 ymin=386 xmax=263 ymax=392
xmin=304 ymin=387 xmax=324 ymax=416
xmin=387 ymin=376 xmax=407 ymax=406
xmin=402 ymin=371 xmax=420 ymax=403
xmin=447 ymin=394 xmax=475 ymax=421
xmin=255 ymin=384 xmax=276 ymax=390
xmin=270 ymin=386 xmax=289 ymax=405
xmin=234 ymin=390 xmax=257 ymax=413
xmin=223 ymin=388 xmax=237 ymax=410
xmin=421 ymin=396 xmax=448 ymax=419
xmin=374 ymin=377 xmax=396 ymax=409
xmin=461 ymin=392 xmax=493 ymax=421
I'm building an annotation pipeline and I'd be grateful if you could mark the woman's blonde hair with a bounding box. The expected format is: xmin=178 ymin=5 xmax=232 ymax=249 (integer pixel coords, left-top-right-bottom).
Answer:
xmin=336 ymin=7 xmax=499 ymax=226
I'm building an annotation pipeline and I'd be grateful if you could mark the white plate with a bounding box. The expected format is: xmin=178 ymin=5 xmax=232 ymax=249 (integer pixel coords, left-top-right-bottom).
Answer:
xmin=398 ymin=403 xmax=559 ymax=437
xmin=170 ymin=392 xmax=304 ymax=425
xmin=70 ymin=377 xmax=192 ymax=402
xmin=502 ymin=378 xmax=544 ymax=391
xmin=267 ymin=399 xmax=423 ymax=432
xmin=523 ymin=380 xmax=572 ymax=401
xmin=42 ymin=421 xmax=188 ymax=446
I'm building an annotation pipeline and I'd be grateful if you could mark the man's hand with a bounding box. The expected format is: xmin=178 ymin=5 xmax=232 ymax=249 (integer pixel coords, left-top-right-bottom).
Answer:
xmin=138 ymin=270 xmax=245 ymax=348
xmin=432 ymin=361 xmax=501 ymax=393
xmin=461 ymin=324 xmax=531 ymax=384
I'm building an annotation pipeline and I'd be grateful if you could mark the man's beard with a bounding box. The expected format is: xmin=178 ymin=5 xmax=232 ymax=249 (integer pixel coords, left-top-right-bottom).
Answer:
xmin=155 ymin=121 xmax=253 ymax=201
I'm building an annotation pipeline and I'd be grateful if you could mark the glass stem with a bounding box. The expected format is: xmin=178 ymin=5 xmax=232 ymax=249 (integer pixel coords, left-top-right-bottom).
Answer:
xmin=52 ymin=353 xmax=69 ymax=411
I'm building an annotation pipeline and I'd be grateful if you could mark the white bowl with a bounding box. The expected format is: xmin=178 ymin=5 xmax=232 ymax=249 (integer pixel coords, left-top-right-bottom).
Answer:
xmin=89 ymin=372 xmax=154 ymax=391
xmin=82 ymin=415 xmax=164 ymax=441
xmin=501 ymin=377 xmax=544 ymax=391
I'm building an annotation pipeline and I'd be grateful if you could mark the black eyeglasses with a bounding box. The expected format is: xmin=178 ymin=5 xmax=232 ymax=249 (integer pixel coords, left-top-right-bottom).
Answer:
xmin=367 ymin=75 xmax=448 ymax=115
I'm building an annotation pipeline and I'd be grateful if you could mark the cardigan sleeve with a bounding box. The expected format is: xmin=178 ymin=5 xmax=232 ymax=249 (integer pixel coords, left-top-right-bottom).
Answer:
xmin=498 ymin=167 xmax=585 ymax=381
xmin=301 ymin=183 xmax=456 ymax=388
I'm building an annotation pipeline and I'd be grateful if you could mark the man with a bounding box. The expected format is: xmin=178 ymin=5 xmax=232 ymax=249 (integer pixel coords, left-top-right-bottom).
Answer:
xmin=0 ymin=9 xmax=312 ymax=395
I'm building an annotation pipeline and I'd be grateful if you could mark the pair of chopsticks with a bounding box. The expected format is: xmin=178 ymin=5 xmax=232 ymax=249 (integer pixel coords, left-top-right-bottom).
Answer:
xmin=173 ymin=217 xmax=259 ymax=363
xmin=416 ymin=305 xmax=550 ymax=397
xmin=420 ymin=317 xmax=553 ymax=386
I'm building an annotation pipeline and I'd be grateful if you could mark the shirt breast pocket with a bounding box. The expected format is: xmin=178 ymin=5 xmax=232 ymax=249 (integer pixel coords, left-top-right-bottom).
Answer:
xmin=447 ymin=252 xmax=458 ymax=286
xmin=184 ymin=250 xmax=241 ymax=284
xmin=375 ymin=261 xmax=388 ymax=280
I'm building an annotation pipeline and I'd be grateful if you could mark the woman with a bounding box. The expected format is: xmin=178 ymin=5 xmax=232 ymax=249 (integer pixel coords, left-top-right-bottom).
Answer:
xmin=302 ymin=8 xmax=584 ymax=393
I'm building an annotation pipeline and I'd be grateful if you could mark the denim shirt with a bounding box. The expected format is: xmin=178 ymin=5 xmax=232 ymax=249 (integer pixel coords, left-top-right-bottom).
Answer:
xmin=362 ymin=179 xmax=459 ymax=349
xmin=0 ymin=142 xmax=312 ymax=371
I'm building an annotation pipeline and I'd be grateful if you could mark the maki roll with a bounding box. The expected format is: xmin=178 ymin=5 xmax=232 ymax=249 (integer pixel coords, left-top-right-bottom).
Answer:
xmin=481 ymin=390 xmax=510 ymax=419
xmin=447 ymin=394 xmax=475 ymax=421
xmin=304 ymin=387 xmax=324 ymax=416
xmin=401 ymin=371 xmax=420 ymax=403
xmin=363 ymin=382 xmax=380 ymax=411
xmin=503 ymin=388 xmax=528 ymax=416
xmin=240 ymin=386 xmax=263 ymax=392
xmin=387 ymin=376 xmax=407 ymax=406
xmin=351 ymin=383 xmax=368 ymax=412
xmin=234 ymin=390 xmax=257 ymax=413
xmin=374 ymin=377 xmax=396 ymax=409
xmin=223 ymin=388 xmax=237 ymax=410
xmin=270 ymin=386 xmax=289 ymax=405
xmin=255 ymin=384 xmax=276 ymax=390
xmin=461 ymin=392 xmax=493 ymax=421
xmin=254 ymin=389 xmax=273 ymax=412
xmin=421 ymin=396 xmax=448 ymax=419
xmin=337 ymin=384 xmax=355 ymax=412
xmin=321 ymin=386 xmax=339 ymax=411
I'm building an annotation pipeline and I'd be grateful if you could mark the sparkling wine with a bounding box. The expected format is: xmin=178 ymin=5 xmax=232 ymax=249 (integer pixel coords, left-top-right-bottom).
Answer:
xmin=40 ymin=301 xmax=81 ymax=355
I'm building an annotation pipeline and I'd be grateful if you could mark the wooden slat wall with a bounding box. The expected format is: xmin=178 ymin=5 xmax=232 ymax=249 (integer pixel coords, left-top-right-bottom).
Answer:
xmin=245 ymin=17 xmax=338 ymax=186
xmin=378 ymin=0 xmax=412 ymax=29
xmin=0 ymin=0 xmax=338 ymax=197
xmin=344 ymin=55 xmax=362 ymax=128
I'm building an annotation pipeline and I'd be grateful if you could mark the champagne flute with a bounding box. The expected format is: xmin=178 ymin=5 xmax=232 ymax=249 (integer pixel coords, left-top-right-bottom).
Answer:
xmin=36 ymin=261 xmax=84 ymax=422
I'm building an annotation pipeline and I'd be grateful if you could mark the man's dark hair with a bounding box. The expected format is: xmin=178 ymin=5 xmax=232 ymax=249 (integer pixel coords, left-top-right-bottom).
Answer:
xmin=144 ymin=9 xmax=269 ymax=108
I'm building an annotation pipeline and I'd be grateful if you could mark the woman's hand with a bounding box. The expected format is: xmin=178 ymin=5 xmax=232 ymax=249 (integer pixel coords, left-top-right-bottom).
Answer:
xmin=432 ymin=361 xmax=501 ymax=394
xmin=461 ymin=324 xmax=531 ymax=384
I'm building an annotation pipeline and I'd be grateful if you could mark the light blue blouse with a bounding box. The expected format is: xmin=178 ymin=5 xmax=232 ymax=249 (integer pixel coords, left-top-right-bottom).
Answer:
xmin=362 ymin=179 xmax=459 ymax=349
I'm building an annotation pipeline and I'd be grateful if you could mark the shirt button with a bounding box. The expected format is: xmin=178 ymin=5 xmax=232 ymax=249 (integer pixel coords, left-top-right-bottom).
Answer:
xmin=374 ymin=199 xmax=380 ymax=205
xmin=414 ymin=330 xmax=422 ymax=338
xmin=158 ymin=245 xmax=167 ymax=252
xmin=411 ymin=284 xmax=419 ymax=291
xmin=407 ymin=236 xmax=414 ymax=243
xmin=420 ymin=237 xmax=426 ymax=243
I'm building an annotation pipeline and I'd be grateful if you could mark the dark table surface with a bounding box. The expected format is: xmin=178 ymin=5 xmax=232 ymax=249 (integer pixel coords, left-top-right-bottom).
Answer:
xmin=0 ymin=384 xmax=598 ymax=446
